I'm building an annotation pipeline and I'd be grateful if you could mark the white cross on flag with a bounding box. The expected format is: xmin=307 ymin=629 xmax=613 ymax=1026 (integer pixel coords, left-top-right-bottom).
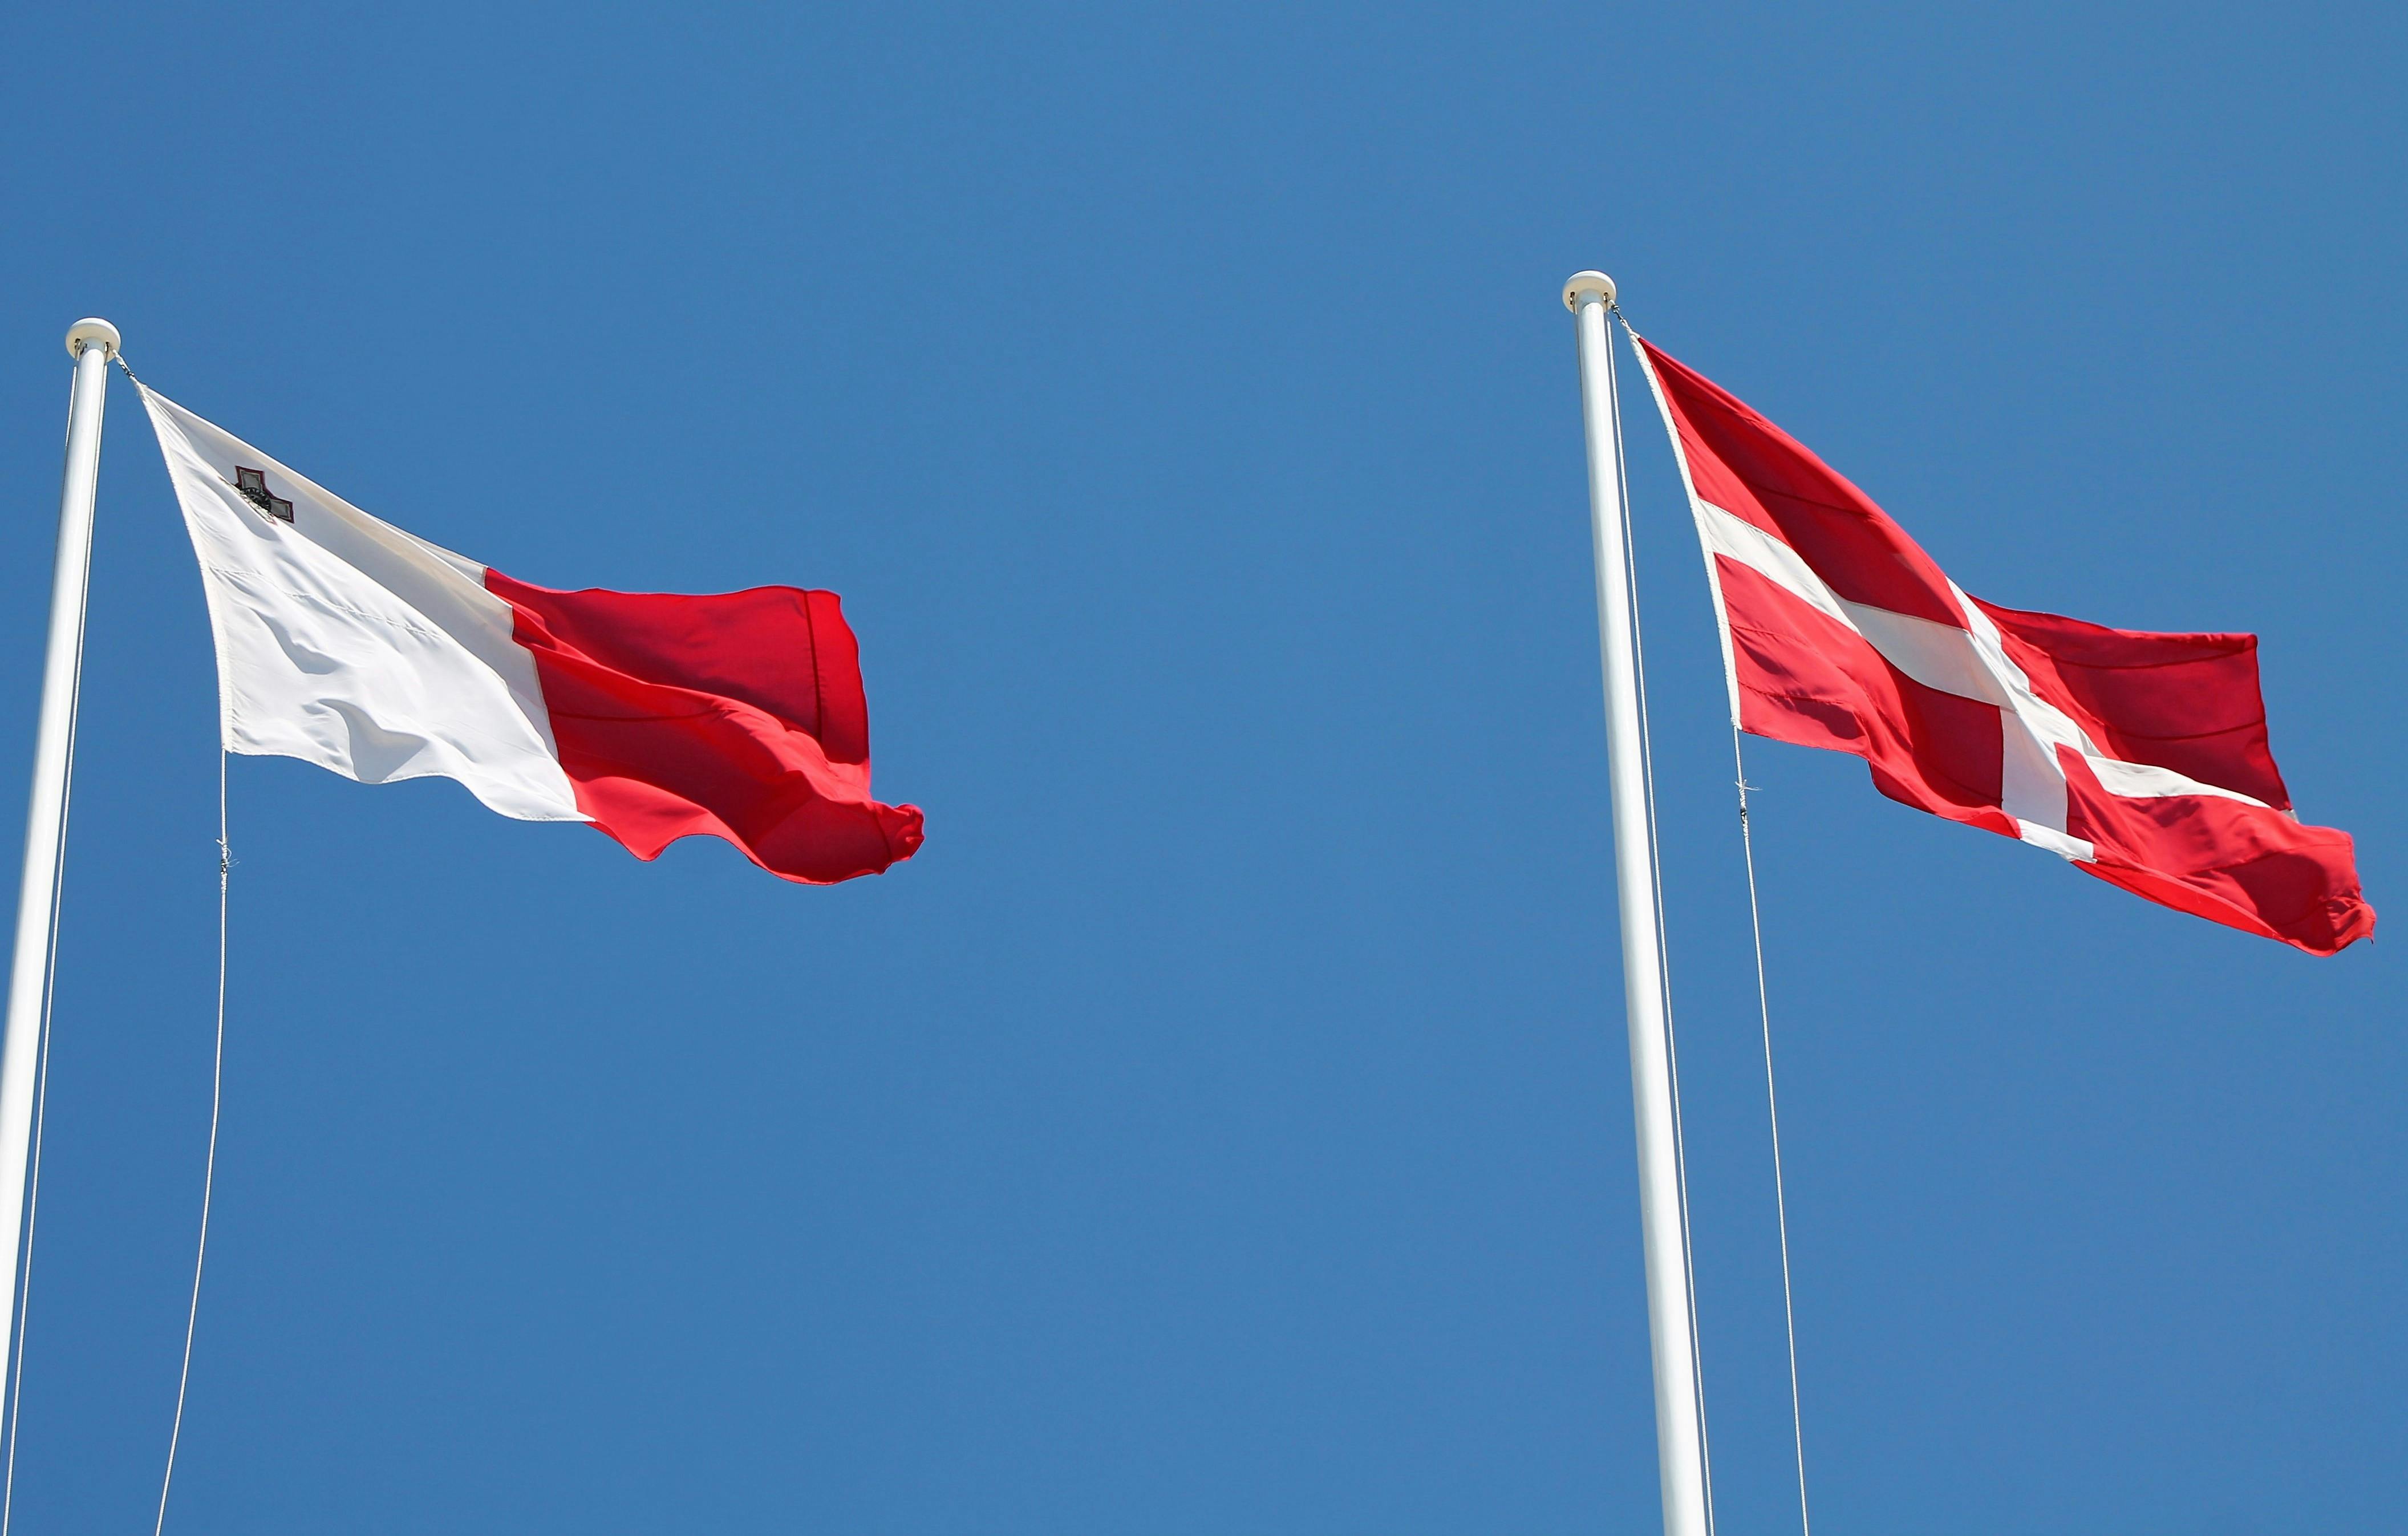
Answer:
xmin=1629 ymin=334 xmax=2371 ymax=955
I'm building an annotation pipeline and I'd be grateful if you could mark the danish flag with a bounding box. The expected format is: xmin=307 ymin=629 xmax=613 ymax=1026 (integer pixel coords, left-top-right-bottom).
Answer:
xmin=1629 ymin=335 xmax=2371 ymax=955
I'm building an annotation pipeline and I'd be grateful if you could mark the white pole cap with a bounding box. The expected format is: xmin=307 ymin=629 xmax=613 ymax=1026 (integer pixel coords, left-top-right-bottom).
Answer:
xmin=64 ymin=319 xmax=120 ymax=360
xmin=1562 ymin=271 xmax=1616 ymax=312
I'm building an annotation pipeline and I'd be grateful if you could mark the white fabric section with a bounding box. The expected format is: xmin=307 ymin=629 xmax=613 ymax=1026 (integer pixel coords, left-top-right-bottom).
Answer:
xmin=1949 ymin=587 xmax=2085 ymax=854
xmin=139 ymin=387 xmax=585 ymax=822
xmin=1690 ymin=497 xmax=1852 ymax=631
xmin=1841 ymin=603 xmax=2010 ymax=707
xmin=2084 ymin=753 xmax=2262 ymax=801
xmin=2016 ymin=822 xmax=2096 ymax=860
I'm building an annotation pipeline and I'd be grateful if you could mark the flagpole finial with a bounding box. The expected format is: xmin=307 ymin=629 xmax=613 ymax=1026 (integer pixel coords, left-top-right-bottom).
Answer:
xmin=1562 ymin=271 xmax=1616 ymax=312
xmin=64 ymin=319 xmax=120 ymax=360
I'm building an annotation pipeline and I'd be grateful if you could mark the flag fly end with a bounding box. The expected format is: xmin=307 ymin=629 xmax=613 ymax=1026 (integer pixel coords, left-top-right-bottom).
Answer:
xmin=64 ymin=319 xmax=119 ymax=360
xmin=1563 ymin=271 xmax=1616 ymax=311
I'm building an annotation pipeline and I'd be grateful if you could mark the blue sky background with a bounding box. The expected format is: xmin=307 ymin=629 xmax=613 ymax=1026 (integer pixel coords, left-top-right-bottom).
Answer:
xmin=0 ymin=5 xmax=2399 ymax=1532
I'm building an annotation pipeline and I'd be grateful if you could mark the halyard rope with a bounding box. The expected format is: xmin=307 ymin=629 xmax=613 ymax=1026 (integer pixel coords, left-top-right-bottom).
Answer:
xmin=1605 ymin=309 xmax=1716 ymax=1534
xmin=153 ymin=748 xmax=228 ymax=1536
xmin=1731 ymin=728 xmax=1811 ymax=1536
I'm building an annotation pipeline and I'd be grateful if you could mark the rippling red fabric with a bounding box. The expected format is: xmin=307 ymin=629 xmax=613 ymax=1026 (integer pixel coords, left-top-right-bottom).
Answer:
xmin=485 ymin=570 xmax=924 ymax=883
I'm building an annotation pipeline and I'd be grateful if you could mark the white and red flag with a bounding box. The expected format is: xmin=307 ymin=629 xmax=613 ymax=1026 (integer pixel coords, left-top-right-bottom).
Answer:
xmin=1629 ymin=335 xmax=2371 ymax=955
xmin=137 ymin=384 xmax=924 ymax=883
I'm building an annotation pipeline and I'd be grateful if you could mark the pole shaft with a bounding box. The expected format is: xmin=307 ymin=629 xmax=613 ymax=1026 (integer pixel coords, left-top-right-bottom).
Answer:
xmin=0 ymin=337 xmax=110 ymax=1413
xmin=1570 ymin=291 xmax=1709 ymax=1536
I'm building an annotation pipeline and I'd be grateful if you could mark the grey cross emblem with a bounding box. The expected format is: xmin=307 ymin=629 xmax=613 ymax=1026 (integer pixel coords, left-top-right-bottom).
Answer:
xmin=233 ymin=467 xmax=294 ymax=523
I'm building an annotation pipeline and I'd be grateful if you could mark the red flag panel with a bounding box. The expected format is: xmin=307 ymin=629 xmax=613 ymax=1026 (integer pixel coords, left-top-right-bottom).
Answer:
xmin=488 ymin=572 xmax=925 ymax=885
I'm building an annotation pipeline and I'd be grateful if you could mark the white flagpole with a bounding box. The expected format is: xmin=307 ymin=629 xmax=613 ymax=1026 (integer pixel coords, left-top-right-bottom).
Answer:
xmin=0 ymin=318 xmax=117 ymax=1419
xmin=1563 ymin=273 xmax=1709 ymax=1536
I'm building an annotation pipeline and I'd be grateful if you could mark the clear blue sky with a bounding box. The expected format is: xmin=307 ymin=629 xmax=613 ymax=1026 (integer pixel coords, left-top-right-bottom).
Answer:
xmin=0 ymin=5 xmax=2399 ymax=1531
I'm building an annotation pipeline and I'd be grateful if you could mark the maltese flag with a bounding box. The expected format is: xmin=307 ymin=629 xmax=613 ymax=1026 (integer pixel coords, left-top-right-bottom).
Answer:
xmin=137 ymin=384 xmax=924 ymax=884
xmin=1629 ymin=335 xmax=2370 ymax=954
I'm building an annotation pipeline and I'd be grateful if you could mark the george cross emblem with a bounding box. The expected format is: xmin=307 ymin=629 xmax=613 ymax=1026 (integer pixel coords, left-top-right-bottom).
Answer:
xmin=233 ymin=467 xmax=294 ymax=523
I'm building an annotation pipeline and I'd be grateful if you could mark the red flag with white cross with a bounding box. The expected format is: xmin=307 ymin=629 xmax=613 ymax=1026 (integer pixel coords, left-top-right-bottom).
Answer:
xmin=1628 ymin=334 xmax=2371 ymax=955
